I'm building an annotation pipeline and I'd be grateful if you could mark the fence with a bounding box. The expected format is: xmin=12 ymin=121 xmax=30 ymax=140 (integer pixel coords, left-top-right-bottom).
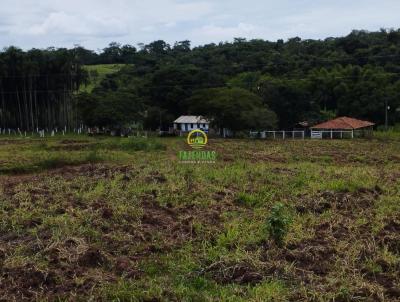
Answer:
xmin=250 ymin=131 xmax=305 ymax=140
xmin=0 ymin=127 xmax=85 ymax=137
xmin=311 ymin=130 xmax=354 ymax=139
xmin=250 ymin=129 xmax=371 ymax=140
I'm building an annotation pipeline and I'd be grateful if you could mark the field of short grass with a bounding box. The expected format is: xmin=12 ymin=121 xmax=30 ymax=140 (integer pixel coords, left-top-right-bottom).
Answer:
xmin=0 ymin=134 xmax=399 ymax=301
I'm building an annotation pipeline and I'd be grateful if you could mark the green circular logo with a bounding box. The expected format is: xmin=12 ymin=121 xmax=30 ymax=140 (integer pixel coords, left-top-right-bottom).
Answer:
xmin=187 ymin=130 xmax=208 ymax=149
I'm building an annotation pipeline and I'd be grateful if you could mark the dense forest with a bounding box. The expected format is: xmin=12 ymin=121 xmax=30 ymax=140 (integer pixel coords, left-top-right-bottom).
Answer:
xmin=0 ymin=47 xmax=87 ymax=131
xmin=1 ymin=29 xmax=400 ymax=132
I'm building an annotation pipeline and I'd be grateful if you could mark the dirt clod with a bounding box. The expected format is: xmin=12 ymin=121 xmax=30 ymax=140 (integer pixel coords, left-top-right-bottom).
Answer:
xmin=386 ymin=287 xmax=400 ymax=298
xmin=78 ymin=248 xmax=107 ymax=267
xmin=114 ymin=256 xmax=133 ymax=274
xmin=101 ymin=207 xmax=114 ymax=219
xmin=284 ymin=237 xmax=336 ymax=276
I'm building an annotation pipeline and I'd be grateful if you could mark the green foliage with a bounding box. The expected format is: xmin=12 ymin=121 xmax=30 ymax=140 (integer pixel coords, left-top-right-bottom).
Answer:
xmin=189 ymin=87 xmax=278 ymax=131
xmin=335 ymin=287 xmax=351 ymax=301
xmin=227 ymin=72 xmax=262 ymax=92
xmin=308 ymin=65 xmax=400 ymax=125
xmin=0 ymin=46 xmax=87 ymax=130
xmin=266 ymin=203 xmax=292 ymax=246
xmin=3 ymin=30 xmax=400 ymax=132
xmin=0 ymin=150 xmax=103 ymax=175
xmin=236 ymin=192 xmax=261 ymax=207
xmin=259 ymin=76 xmax=319 ymax=128
xmin=80 ymin=64 xmax=126 ymax=93
xmin=98 ymin=137 xmax=166 ymax=152
xmin=76 ymin=90 xmax=144 ymax=128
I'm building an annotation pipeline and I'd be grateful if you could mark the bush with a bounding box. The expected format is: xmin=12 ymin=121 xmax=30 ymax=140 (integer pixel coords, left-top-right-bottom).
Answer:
xmin=266 ymin=203 xmax=291 ymax=247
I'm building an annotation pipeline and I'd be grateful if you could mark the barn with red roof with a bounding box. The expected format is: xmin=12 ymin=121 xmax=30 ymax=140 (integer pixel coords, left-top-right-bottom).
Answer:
xmin=311 ymin=117 xmax=375 ymax=139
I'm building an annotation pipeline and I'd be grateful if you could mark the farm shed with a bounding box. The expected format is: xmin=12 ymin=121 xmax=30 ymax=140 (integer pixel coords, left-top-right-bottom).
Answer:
xmin=311 ymin=117 xmax=375 ymax=139
xmin=173 ymin=116 xmax=210 ymax=133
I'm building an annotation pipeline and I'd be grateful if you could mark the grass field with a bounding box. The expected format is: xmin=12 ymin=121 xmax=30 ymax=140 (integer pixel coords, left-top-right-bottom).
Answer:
xmin=0 ymin=134 xmax=399 ymax=301
xmin=80 ymin=64 xmax=127 ymax=93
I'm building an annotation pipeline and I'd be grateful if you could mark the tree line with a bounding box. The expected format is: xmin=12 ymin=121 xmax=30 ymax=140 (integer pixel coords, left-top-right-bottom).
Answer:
xmin=2 ymin=29 xmax=400 ymax=132
xmin=0 ymin=47 xmax=86 ymax=131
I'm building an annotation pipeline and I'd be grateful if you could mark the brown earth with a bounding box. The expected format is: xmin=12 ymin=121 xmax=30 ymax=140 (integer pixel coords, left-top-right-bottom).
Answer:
xmin=0 ymin=136 xmax=399 ymax=301
xmin=198 ymin=187 xmax=400 ymax=301
xmin=0 ymin=164 xmax=236 ymax=301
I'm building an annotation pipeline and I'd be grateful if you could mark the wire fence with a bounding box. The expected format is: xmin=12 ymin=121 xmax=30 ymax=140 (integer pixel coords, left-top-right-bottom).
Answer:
xmin=0 ymin=127 xmax=373 ymax=139
xmin=250 ymin=129 xmax=373 ymax=139
xmin=250 ymin=131 xmax=306 ymax=139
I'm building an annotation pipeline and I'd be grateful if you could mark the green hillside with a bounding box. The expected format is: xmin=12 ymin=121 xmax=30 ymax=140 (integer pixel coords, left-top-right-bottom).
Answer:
xmin=80 ymin=64 xmax=126 ymax=93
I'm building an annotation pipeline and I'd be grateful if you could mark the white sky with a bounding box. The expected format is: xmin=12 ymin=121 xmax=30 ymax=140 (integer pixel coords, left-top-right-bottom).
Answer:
xmin=1 ymin=0 xmax=399 ymax=50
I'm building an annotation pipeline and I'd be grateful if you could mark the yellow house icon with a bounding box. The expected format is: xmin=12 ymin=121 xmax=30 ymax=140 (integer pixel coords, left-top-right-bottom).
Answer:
xmin=188 ymin=130 xmax=208 ymax=149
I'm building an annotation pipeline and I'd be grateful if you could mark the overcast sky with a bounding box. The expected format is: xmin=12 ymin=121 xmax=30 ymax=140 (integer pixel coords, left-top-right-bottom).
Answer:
xmin=1 ymin=0 xmax=400 ymax=50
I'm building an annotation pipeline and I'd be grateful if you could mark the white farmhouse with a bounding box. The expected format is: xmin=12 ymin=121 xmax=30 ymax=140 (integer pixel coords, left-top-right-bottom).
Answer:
xmin=173 ymin=116 xmax=210 ymax=133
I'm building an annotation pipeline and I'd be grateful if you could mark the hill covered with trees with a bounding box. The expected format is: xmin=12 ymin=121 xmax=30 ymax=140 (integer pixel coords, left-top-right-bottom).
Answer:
xmin=1 ymin=29 xmax=400 ymax=132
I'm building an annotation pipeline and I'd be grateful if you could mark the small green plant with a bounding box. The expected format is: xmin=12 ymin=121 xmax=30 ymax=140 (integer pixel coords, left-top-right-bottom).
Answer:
xmin=335 ymin=286 xmax=351 ymax=301
xmin=266 ymin=203 xmax=291 ymax=247
xmin=235 ymin=192 xmax=260 ymax=207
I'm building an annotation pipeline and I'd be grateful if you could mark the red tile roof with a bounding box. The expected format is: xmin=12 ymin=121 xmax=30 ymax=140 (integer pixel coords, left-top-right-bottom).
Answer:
xmin=311 ymin=117 xmax=375 ymax=130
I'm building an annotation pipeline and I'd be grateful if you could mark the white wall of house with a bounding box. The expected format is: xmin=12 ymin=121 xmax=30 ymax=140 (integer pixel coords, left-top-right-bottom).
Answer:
xmin=174 ymin=123 xmax=209 ymax=132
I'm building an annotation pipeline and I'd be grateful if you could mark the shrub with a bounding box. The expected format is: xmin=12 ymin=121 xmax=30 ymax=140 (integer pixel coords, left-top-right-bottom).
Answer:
xmin=266 ymin=203 xmax=291 ymax=247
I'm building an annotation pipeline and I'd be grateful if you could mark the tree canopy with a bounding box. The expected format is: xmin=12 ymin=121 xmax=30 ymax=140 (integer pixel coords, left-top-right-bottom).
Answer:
xmin=189 ymin=87 xmax=277 ymax=131
xmin=1 ymin=28 xmax=400 ymax=131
